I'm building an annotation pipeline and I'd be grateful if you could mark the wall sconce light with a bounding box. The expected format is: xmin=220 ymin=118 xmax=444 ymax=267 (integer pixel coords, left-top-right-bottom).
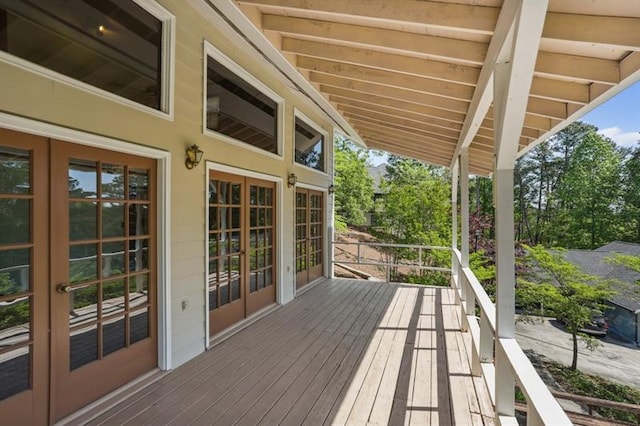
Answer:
xmin=287 ymin=173 xmax=298 ymax=188
xmin=185 ymin=144 xmax=204 ymax=170
xmin=97 ymin=24 xmax=106 ymax=36
xmin=328 ymin=184 xmax=335 ymax=194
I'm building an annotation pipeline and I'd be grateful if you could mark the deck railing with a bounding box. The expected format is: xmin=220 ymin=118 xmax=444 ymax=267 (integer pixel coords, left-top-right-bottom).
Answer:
xmin=451 ymin=248 xmax=570 ymax=426
xmin=331 ymin=241 xmax=570 ymax=425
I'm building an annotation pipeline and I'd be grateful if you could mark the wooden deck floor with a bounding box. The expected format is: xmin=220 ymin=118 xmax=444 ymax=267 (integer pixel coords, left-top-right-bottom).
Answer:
xmin=86 ymin=279 xmax=494 ymax=425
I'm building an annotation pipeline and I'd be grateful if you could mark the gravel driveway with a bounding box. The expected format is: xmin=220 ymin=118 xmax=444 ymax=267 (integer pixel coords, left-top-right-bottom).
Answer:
xmin=516 ymin=316 xmax=640 ymax=389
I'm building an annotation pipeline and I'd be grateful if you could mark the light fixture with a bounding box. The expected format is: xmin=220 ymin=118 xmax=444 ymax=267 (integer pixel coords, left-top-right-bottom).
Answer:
xmin=328 ymin=184 xmax=335 ymax=194
xmin=97 ymin=25 xmax=106 ymax=36
xmin=287 ymin=173 xmax=298 ymax=188
xmin=185 ymin=144 xmax=204 ymax=170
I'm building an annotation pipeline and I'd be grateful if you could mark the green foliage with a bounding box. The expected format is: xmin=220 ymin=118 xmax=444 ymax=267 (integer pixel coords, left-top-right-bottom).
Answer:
xmin=544 ymin=359 xmax=640 ymax=423
xmin=333 ymin=136 xmax=374 ymax=226
xmin=519 ymin=245 xmax=614 ymax=370
xmin=404 ymin=271 xmax=449 ymax=287
xmin=379 ymin=156 xmax=451 ymax=246
xmin=606 ymin=253 xmax=640 ymax=274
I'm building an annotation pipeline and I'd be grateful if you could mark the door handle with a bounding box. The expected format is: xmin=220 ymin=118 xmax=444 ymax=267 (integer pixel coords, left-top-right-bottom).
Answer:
xmin=57 ymin=284 xmax=72 ymax=294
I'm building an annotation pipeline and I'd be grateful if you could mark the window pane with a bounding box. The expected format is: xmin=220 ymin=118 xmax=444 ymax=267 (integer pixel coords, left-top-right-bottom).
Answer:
xmin=70 ymin=325 xmax=98 ymax=370
xmin=129 ymin=274 xmax=149 ymax=309
xmin=69 ymin=201 xmax=97 ymax=241
xmin=102 ymin=278 xmax=125 ymax=317
xmin=69 ymin=244 xmax=98 ymax=284
xmin=0 ymin=199 xmax=29 ymax=244
xmin=0 ymin=347 xmax=30 ymax=402
xmin=206 ymin=56 xmax=278 ymax=154
xmin=129 ymin=169 xmax=150 ymax=200
xmin=128 ymin=204 xmax=149 ymax=236
xmin=102 ymin=241 xmax=125 ymax=278
xmin=0 ymin=296 xmax=30 ymax=347
xmin=295 ymin=117 xmax=324 ymax=171
xmin=130 ymin=308 xmax=149 ymax=344
xmin=0 ymin=1 xmax=163 ymax=110
xmin=0 ymin=147 xmax=30 ymax=194
xmin=103 ymin=316 xmax=126 ymax=357
xmin=101 ymin=164 xmax=125 ymax=198
xmin=0 ymin=249 xmax=30 ymax=296
xmin=103 ymin=202 xmax=125 ymax=238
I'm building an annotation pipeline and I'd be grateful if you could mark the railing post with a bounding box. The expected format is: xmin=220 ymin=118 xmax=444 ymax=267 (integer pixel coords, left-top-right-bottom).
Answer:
xmin=357 ymin=242 xmax=361 ymax=264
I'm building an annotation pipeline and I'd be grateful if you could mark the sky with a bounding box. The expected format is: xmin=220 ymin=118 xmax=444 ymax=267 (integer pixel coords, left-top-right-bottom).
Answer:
xmin=369 ymin=81 xmax=640 ymax=166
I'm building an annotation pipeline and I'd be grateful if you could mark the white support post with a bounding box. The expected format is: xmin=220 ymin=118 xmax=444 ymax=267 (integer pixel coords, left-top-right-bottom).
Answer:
xmin=491 ymin=1 xmax=549 ymax=422
xmin=460 ymin=150 xmax=472 ymax=331
xmin=451 ymin=160 xmax=459 ymax=290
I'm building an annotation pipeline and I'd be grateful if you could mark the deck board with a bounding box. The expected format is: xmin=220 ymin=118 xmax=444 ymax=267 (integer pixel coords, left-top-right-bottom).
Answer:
xmin=87 ymin=279 xmax=494 ymax=426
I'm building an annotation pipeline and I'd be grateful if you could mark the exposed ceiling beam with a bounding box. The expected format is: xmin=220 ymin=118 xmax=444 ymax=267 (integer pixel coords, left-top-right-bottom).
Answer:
xmin=282 ymin=38 xmax=480 ymax=85
xmin=249 ymin=0 xmax=499 ymax=33
xmin=311 ymin=73 xmax=469 ymax=113
xmin=262 ymin=14 xmax=488 ymax=64
xmin=298 ymin=56 xmax=475 ymax=101
xmin=535 ymin=51 xmax=619 ymax=85
xmin=328 ymin=94 xmax=466 ymax=124
xmin=543 ymin=12 xmax=640 ymax=50
xmin=341 ymin=111 xmax=460 ymax=141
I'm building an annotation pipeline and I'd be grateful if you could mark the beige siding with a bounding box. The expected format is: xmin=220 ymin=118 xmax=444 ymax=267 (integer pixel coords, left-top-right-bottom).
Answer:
xmin=0 ymin=0 xmax=334 ymax=368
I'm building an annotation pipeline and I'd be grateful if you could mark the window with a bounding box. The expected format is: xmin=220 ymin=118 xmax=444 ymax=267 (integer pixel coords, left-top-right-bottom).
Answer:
xmin=294 ymin=113 xmax=325 ymax=172
xmin=0 ymin=0 xmax=173 ymax=113
xmin=205 ymin=44 xmax=282 ymax=156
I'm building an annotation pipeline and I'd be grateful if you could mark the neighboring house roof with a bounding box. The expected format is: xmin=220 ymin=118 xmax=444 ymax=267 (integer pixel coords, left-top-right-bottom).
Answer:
xmin=564 ymin=242 xmax=640 ymax=313
xmin=367 ymin=163 xmax=388 ymax=195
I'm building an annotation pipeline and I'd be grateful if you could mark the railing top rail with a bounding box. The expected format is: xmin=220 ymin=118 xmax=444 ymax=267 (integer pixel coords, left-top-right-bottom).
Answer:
xmin=462 ymin=267 xmax=496 ymax=330
xmin=332 ymin=241 xmax=450 ymax=251
xmin=500 ymin=338 xmax=572 ymax=425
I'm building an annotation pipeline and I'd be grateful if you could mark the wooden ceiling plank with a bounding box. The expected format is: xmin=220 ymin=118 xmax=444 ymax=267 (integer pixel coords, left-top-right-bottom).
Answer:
xmin=530 ymin=77 xmax=590 ymax=104
xmin=327 ymin=93 xmax=466 ymax=124
xmin=341 ymin=111 xmax=460 ymax=142
xmin=250 ymin=0 xmax=499 ymax=33
xmin=311 ymin=73 xmax=469 ymax=113
xmin=261 ymin=14 xmax=488 ymax=64
xmin=349 ymin=118 xmax=458 ymax=148
xmin=526 ymin=97 xmax=568 ymax=119
xmin=298 ymin=56 xmax=475 ymax=101
xmin=535 ymin=51 xmax=620 ymax=85
xmin=543 ymin=12 xmax=640 ymax=50
xmin=282 ymin=37 xmax=480 ymax=85
xmin=338 ymin=100 xmax=460 ymax=128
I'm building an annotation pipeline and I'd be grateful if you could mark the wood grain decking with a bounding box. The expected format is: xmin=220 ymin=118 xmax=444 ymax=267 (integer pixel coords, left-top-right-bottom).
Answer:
xmin=85 ymin=279 xmax=494 ymax=425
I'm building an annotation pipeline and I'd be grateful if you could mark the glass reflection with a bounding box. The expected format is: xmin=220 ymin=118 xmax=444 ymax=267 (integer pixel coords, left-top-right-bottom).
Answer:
xmin=129 ymin=239 xmax=149 ymax=272
xmin=69 ymin=159 xmax=97 ymax=198
xmin=102 ymin=241 xmax=125 ymax=278
xmin=209 ymin=180 xmax=218 ymax=203
xmin=69 ymin=284 xmax=98 ymax=327
xmin=69 ymin=201 xmax=97 ymax=241
xmin=69 ymin=325 xmax=98 ymax=370
xmin=209 ymin=207 xmax=218 ymax=230
xmin=0 ymin=147 xmax=30 ymax=194
xmin=69 ymin=244 xmax=97 ymax=284
xmin=128 ymin=204 xmax=148 ymax=236
xmin=102 ymin=279 xmax=125 ymax=317
xmin=101 ymin=164 xmax=125 ymax=198
xmin=0 ymin=347 xmax=30 ymax=402
xmin=102 ymin=203 xmax=125 ymax=238
xmin=208 ymin=287 xmax=218 ymax=311
xmin=128 ymin=274 xmax=148 ymax=309
xmin=0 ymin=199 xmax=29 ymax=244
xmin=231 ymin=279 xmax=240 ymax=301
xmin=130 ymin=309 xmax=149 ymax=344
xmin=103 ymin=316 xmax=126 ymax=356
xmin=129 ymin=169 xmax=149 ymax=200
xmin=0 ymin=249 xmax=30 ymax=296
xmin=0 ymin=297 xmax=30 ymax=347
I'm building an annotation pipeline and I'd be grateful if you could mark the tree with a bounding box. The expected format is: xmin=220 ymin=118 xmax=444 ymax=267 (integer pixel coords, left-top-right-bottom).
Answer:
xmin=556 ymin=131 xmax=623 ymax=248
xmin=518 ymin=245 xmax=614 ymax=370
xmin=620 ymin=146 xmax=640 ymax=242
xmin=333 ymin=135 xmax=374 ymax=227
xmin=606 ymin=253 xmax=640 ymax=273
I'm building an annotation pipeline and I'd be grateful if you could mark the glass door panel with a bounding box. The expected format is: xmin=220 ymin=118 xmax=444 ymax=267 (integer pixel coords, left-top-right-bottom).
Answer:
xmin=0 ymin=131 xmax=48 ymax=425
xmin=295 ymin=189 xmax=324 ymax=289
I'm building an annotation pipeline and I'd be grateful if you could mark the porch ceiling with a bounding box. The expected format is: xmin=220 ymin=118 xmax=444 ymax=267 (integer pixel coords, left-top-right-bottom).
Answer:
xmin=230 ymin=0 xmax=640 ymax=175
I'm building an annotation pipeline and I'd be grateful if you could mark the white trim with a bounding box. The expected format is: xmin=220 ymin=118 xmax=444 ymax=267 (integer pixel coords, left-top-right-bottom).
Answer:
xmin=202 ymin=40 xmax=284 ymax=160
xmin=204 ymin=161 xmax=284 ymax=341
xmin=0 ymin=112 xmax=173 ymax=370
xmin=292 ymin=108 xmax=329 ymax=176
xmin=0 ymin=0 xmax=175 ymax=121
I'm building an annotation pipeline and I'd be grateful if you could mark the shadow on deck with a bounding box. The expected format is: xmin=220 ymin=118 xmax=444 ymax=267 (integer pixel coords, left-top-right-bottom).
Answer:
xmin=83 ymin=279 xmax=494 ymax=425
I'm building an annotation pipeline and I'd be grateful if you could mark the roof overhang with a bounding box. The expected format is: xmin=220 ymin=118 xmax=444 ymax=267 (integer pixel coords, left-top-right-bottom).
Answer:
xmin=195 ymin=0 xmax=640 ymax=175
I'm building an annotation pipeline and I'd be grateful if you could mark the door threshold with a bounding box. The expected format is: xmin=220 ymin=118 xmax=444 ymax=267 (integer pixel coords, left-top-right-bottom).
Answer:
xmin=55 ymin=368 xmax=167 ymax=426
xmin=208 ymin=303 xmax=281 ymax=349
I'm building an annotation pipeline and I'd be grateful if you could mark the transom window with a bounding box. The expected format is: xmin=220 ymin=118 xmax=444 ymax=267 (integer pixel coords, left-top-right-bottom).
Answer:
xmin=294 ymin=113 xmax=325 ymax=172
xmin=205 ymin=43 xmax=282 ymax=156
xmin=0 ymin=0 xmax=172 ymax=113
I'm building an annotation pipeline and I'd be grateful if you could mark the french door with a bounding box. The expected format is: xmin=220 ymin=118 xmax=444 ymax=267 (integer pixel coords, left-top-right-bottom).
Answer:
xmin=0 ymin=128 xmax=157 ymax=423
xmin=295 ymin=189 xmax=324 ymax=289
xmin=208 ymin=171 xmax=277 ymax=336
